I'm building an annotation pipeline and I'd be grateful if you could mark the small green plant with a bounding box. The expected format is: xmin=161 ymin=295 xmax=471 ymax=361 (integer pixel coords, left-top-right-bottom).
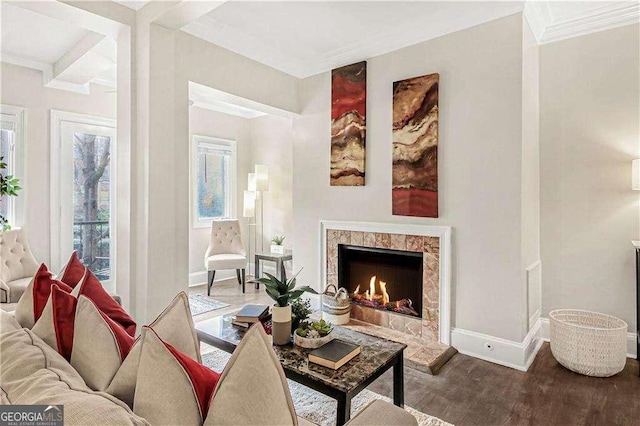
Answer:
xmin=295 ymin=319 xmax=333 ymax=338
xmin=291 ymin=298 xmax=313 ymax=331
xmin=271 ymin=235 xmax=286 ymax=245
xmin=0 ymin=156 xmax=21 ymax=231
xmin=257 ymin=268 xmax=317 ymax=307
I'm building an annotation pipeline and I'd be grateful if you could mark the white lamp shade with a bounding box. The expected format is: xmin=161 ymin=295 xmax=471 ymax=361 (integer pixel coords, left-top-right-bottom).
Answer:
xmin=243 ymin=191 xmax=256 ymax=217
xmin=255 ymin=164 xmax=269 ymax=192
xmin=633 ymin=159 xmax=640 ymax=190
xmin=248 ymin=173 xmax=257 ymax=192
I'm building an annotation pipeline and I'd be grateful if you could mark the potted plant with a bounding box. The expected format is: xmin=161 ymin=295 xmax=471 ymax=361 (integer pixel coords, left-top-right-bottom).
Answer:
xmin=294 ymin=319 xmax=334 ymax=349
xmin=257 ymin=269 xmax=317 ymax=345
xmin=270 ymin=235 xmax=286 ymax=254
xmin=291 ymin=297 xmax=313 ymax=332
xmin=0 ymin=156 xmax=21 ymax=231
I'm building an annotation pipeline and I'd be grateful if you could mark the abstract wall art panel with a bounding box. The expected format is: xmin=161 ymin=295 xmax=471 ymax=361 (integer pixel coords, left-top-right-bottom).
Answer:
xmin=331 ymin=61 xmax=366 ymax=186
xmin=392 ymin=73 xmax=439 ymax=217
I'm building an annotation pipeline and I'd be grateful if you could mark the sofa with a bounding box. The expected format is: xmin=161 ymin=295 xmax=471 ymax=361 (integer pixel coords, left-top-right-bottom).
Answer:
xmin=1 ymin=309 xmax=417 ymax=425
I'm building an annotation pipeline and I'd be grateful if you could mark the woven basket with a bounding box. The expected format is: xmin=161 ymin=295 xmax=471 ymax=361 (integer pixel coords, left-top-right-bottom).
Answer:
xmin=549 ymin=309 xmax=627 ymax=377
xmin=322 ymin=284 xmax=351 ymax=316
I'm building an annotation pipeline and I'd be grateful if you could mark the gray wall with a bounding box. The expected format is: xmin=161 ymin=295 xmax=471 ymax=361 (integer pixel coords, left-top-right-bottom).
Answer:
xmin=540 ymin=24 xmax=640 ymax=331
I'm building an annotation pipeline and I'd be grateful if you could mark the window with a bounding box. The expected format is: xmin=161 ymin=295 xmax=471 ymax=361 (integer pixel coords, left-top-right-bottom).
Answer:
xmin=0 ymin=105 xmax=25 ymax=228
xmin=192 ymin=135 xmax=237 ymax=228
xmin=51 ymin=110 xmax=116 ymax=288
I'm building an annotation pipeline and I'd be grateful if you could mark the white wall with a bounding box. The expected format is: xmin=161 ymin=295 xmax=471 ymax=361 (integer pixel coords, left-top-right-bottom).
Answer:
xmin=0 ymin=63 xmax=116 ymax=265
xmin=249 ymin=115 xmax=294 ymax=253
xmin=293 ymin=14 xmax=526 ymax=342
xmin=188 ymin=106 xmax=252 ymax=278
xmin=521 ymin=17 xmax=541 ymax=332
xmin=540 ymin=24 xmax=640 ymax=331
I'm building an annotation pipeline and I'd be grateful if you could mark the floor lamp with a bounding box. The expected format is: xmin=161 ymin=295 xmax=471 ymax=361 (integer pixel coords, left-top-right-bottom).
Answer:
xmin=243 ymin=190 xmax=256 ymax=275
xmin=248 ymin=165 xmax=269 ymax=253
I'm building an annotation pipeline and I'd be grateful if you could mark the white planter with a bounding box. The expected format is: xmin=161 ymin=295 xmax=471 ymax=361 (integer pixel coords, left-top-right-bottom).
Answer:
xmin=270 ymin=244 xmax=285 ymax=254
xmin=272 ymin=304 xmax=292 ymax=345
xmin=293 ymin=332 xmax=333 ymax=349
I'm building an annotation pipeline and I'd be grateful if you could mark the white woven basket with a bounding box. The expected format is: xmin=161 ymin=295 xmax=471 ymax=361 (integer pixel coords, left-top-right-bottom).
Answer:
xmin=549 ymin=309 xmax=627 ymax=377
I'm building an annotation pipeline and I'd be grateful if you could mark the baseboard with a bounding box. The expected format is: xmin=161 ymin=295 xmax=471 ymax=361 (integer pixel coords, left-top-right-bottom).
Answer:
xmin=538 ymin=317 xmax=637 ymax=358
xmin=451 ymin=320 xmax=544 ymax=372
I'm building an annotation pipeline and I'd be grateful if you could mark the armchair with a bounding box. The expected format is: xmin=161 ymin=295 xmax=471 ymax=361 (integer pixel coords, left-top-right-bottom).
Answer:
xmin=0 ymin=228 xmax=39 ymax=303
xmin=204 ymin=220 xmax=247 ymax=295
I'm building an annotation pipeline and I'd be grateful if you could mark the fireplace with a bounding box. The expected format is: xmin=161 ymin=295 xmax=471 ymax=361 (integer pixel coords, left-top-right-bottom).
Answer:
xmin=338 ymin=245 xmax=423 ymax=318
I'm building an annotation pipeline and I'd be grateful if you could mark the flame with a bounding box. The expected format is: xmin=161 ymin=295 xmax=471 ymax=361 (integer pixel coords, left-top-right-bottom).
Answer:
xmin=368 ymin=276 xmax=376 ymax=301
xmin=354 ymin=284 xmax=360 ymax=295
xmin=380 ymin=281 xmax=389 ymax=305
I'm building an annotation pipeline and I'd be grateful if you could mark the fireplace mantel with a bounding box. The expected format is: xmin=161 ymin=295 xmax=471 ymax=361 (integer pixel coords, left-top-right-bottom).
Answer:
xmin=320 ymin=220 xmax=452 ymax=345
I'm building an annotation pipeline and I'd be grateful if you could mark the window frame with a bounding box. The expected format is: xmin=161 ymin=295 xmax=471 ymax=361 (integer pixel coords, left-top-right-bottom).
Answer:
xmin=0 ymin=104 xmax=26 ymax=228
xmin=191 ymin=135 xmax=237 ymax=229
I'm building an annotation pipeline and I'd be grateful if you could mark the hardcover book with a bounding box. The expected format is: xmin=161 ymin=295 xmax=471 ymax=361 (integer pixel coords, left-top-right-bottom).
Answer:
xmin=308 ymin=339 xmax=361 ymax=370
xmin=236 ymin=304 xmax=269 ymax=323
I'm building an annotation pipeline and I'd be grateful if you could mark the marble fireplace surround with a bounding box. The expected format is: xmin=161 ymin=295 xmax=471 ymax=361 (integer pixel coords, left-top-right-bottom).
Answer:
xmin=320 ymin=221 xmax=451 ymax=346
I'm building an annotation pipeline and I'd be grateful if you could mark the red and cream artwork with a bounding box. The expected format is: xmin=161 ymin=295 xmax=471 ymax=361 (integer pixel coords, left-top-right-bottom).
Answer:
xmin=392 ymin=73 xmax=439 ymax=217
xmin=331 ymin=61 xmax=366 ymax=186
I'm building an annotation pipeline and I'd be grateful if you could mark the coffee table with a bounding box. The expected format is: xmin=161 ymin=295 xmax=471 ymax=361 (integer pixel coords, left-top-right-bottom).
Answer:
xmin=196 ymin=314 xmax=406 ymax=426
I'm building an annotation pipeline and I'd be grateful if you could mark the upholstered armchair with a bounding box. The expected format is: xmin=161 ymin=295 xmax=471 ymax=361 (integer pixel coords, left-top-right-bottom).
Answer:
xmin=204 ymin=220 xmax=247 ymax=295
xmin=0 ymin=228 xmax=39 ymax=303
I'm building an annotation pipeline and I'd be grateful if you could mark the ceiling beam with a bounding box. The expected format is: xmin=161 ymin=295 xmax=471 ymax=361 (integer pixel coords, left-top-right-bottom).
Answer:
xmin=151 ymin=1 xmax=228 ymax=30
xmin=6 ymin=1 xmax=127 ymax=38
xmin=53 ymin=33 xmax=106 ymax=81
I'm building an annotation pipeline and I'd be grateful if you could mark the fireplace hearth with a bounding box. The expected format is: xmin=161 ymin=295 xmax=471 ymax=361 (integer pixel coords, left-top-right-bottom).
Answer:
xmin=338 ymin=245 xmax=423 ymax=318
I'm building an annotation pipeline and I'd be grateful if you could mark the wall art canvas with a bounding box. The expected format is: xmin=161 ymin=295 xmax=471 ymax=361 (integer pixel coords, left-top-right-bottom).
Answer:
xmin=331 ymin=61 xmax=366 ymax=186
xmin=392 ymin=73 xmax=439 ymax=217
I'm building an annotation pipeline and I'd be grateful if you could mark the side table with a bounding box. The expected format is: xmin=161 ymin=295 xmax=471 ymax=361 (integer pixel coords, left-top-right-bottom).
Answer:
xmin=254 ymin=251 xmax=293 ymax=286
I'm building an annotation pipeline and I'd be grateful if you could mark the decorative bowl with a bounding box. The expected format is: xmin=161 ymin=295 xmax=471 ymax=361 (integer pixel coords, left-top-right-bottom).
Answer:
xmin=293 ymin=332 xmax=333 ymax=349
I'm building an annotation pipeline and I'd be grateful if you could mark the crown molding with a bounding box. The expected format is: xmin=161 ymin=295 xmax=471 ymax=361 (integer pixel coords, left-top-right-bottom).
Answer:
xmin=525 ymin=0 xmax=640 ymax=45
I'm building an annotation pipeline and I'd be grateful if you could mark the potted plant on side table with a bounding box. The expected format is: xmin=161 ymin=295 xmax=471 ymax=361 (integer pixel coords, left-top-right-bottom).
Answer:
xmin=270 ymin=235 xmax=286 ymax=254
xmin=257 ymin=269 xmax=317 ymax=345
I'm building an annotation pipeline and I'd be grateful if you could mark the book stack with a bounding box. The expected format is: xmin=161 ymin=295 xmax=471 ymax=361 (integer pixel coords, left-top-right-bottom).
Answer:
xmin=309 ymin=339 xmax=361 ymax=370
xmin=231 ymin=304 xmax=270 ymax=329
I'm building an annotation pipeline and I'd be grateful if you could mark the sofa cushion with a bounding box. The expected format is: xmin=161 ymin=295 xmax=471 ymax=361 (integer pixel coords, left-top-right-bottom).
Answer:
xmin=106 ymin=291 xmax=201 ymax=407
xmin=57 ymin=251 xmax=86 ymax=287
xmin=0 ymin=328 xmax=149 ymax=426
xmin=71 ymin=295 xmax=135 ymax=392
xmin=15 ymin=264 xmax=72 ymax=329
xmin=204 ymin=324 xmax=297 ymax=426
xmin=31 ymin=284 xmax=77 ymax=361
xmin=133 ymin=327 xmax=221 ymax=425
xmin=71 ymin=268 xmax=136 ymax=337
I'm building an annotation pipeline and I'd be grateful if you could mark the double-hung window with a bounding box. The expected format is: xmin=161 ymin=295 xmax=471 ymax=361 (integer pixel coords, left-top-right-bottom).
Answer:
xmin=192 ymin=135 xmax=237 ymax=228
xmin=0 ymin=105 xmax=25 ymax=228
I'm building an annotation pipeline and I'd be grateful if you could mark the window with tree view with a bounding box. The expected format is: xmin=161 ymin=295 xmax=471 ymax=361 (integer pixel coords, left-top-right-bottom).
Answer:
xmin=193 ymin=136 xmax=236 ymax=227
xmin=73 ymin=133 xmax=111 ymax=280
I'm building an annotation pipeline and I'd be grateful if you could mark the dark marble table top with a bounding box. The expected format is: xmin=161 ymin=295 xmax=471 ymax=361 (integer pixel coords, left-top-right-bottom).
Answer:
xmin=196 ymin=314 xmax=406 ymax=393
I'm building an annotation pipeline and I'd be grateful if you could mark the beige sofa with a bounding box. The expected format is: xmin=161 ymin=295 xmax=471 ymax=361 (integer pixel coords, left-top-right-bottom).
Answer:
xmin=0 ymin=311 xmax=416 ymax=425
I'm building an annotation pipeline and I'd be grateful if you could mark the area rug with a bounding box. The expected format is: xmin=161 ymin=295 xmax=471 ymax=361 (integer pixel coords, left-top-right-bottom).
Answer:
xmin=201 ymin=346 xmax=452 ymax=426
xmin=188 ymin=295 xmax=229 ymax=316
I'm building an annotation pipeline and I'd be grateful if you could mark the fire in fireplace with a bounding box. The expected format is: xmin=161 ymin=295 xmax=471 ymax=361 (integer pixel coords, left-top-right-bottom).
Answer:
xmin=338 ymin=245 xmax=423 ymax=318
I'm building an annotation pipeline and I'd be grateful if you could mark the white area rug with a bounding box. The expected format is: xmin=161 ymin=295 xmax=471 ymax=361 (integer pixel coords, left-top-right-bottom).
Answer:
xmin=201 ymin=345 xmax=451 ymax=426
xmin=188 ymin=295 xmax=229 ymax=316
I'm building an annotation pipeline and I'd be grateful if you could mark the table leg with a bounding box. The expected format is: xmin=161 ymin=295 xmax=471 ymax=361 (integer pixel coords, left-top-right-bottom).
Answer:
xmin=336 ymin=393 xmax=351 ymax=426
xmin=278 ymin=260 xmax=284 ymax=282
xmin=255 ymin=255 xmax=259 ymax=281
xmin=393 ymin=353 xmax=404 ymax=407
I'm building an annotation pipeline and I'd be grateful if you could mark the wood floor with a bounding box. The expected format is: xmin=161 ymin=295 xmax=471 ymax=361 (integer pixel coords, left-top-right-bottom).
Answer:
xmin=368 ymin=342 xmax=640 ymax=425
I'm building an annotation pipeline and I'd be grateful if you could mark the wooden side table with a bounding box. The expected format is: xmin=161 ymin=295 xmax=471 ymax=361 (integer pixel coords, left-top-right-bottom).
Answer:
xmin=633 ymin=241 xmax=640 ymax=375
xmin=254 ymin=251 xmax=293 ymax=285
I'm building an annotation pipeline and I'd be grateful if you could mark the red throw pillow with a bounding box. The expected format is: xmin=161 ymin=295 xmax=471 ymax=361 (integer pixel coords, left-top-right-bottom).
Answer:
xmin=31 ymin=284 xmax=78 ymax=361
xmin=14 ymin=264 xmax=73 ymax=329
xmin=59 ymin=251 xmax=85 ymax=287
xmin=73 ymin=269 xmax=137 ymax=337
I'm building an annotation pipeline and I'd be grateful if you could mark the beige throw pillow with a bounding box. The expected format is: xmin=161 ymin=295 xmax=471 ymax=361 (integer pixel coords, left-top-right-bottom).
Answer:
xmin=204 ymin=324 xmax=298 ymax=426
xmin=106 ymin=291 xmax=201 ymax=407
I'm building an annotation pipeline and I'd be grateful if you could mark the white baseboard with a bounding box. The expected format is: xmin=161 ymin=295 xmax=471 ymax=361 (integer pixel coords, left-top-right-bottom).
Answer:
xmin=451 ymin=319 xmax=544 ymax=372
xmin=538 ymin=317 xmax=637 ymax=358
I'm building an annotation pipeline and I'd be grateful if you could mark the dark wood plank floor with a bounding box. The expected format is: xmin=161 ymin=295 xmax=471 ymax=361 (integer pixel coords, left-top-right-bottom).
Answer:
xmin=368 ymin=343 xmax=640 ymax=425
